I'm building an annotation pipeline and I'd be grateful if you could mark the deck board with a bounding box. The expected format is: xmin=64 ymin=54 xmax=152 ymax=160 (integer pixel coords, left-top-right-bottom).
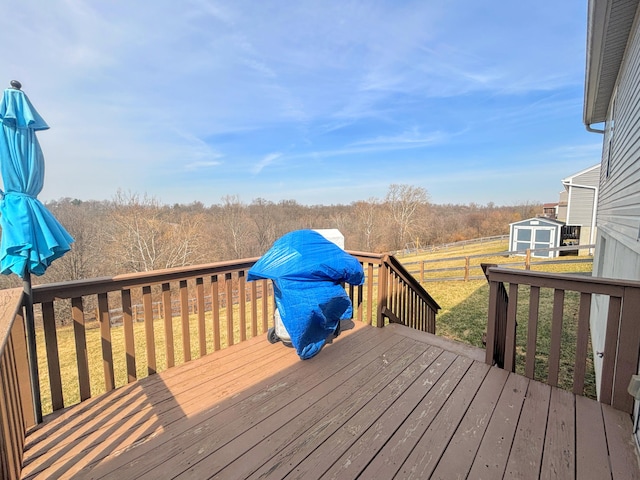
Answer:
xmin=504 ymin=380 xmax=551 ymax=479
xmin=20 ymin=321 xmax=640 ymax=479
xmin=540 ymin=387 xmax=576 ymax=480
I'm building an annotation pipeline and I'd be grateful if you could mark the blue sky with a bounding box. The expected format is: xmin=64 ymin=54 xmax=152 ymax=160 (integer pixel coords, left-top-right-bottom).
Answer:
xmin=1 ymin=0 xmax=602 ymax=206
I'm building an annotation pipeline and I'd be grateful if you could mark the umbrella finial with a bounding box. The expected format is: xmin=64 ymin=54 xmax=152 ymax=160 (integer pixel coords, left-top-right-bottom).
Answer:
xmin=10 ymin=80 xmax=22 ymax=90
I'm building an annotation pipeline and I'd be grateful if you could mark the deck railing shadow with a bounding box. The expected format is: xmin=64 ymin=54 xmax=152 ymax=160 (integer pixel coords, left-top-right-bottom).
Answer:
xmin=20 ymin=373 xmax=186 ymax=479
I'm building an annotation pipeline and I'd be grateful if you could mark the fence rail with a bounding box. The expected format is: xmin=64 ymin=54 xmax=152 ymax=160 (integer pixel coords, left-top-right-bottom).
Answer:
xmin=399 ymin=234 xmax=509 ymax=255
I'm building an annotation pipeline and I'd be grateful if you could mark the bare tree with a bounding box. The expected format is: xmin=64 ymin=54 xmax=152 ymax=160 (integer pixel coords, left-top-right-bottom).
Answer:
xmin=384 ymin=184 xmax=430 ymax=250
xmin=353 ymin=198 xmax=382 ymax=251
xmin=248 ymin=198 xmax=278 ymax=254
xmin=220 ymin=195 xmax=254 ymax=259
xmin=44 ymin=199 xmax=106 ymax=280
xmin=106 ymin=191 xmax=206 ymax=273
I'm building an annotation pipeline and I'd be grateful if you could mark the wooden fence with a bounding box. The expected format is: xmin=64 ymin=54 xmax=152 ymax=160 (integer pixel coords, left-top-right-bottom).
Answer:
xmin=404 ymin=244 xmax=595 ymax=282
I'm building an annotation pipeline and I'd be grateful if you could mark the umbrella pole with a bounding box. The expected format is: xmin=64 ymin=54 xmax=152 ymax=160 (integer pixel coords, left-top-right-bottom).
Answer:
xmin=23 ymin=271 xmax=43 ymax=424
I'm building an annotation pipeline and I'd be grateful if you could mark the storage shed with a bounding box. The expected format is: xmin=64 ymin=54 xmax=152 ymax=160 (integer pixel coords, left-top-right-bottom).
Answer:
xmin=509 ymin=217 xmax=565 ymax=258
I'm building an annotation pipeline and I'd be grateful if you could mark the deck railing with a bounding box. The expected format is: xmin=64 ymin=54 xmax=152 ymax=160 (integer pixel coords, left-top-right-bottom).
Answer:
xmin=0 ymin=288 xmax=33 ymax=480
xmin=0 ymin=250 xmax=430 ymax=479
xmin=483 ymin=264 xmax=640 ymax=413
xmin=374 ymin=253 xmax=440 ymax=331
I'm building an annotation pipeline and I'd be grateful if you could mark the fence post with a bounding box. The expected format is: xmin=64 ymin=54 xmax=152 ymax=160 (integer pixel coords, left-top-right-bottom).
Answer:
xmin=464 ymin=257 xmax=470 ymax=282
xmin=525 ymin=249 xmax=531 ymax=270
xmin=420 ymin=260 xmax=424 ymax=283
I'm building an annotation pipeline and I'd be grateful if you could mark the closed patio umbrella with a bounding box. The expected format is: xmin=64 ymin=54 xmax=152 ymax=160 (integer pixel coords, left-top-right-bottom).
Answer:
xmin=0 ymin=80 xmax=74 ymax=423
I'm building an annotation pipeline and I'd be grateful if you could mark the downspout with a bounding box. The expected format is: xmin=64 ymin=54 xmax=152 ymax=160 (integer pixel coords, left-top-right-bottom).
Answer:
xmin=562 ymin=181 xmax=599 ymax=253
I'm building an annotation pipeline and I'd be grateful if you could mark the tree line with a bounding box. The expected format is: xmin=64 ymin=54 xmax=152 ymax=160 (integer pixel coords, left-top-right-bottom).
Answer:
xmin=0 ymin=185 xmax=540 ymax=288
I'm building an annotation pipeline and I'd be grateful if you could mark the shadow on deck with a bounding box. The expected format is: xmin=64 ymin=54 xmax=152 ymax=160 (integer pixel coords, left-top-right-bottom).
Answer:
xmin=21 ymin=321 xmax=640 ymax=479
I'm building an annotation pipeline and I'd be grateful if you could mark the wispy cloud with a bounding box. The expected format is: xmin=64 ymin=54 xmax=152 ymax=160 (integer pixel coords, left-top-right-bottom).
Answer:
xmin=350 ymin=128 xmax=447 ymax=148
xmin=253 ymin=153 xmax=283 ymax=174
xmin=185 ymin=160 xmax=223 ymax=171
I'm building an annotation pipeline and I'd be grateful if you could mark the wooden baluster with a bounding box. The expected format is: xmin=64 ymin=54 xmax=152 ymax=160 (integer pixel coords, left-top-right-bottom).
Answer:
xmin=71 ymin=297 xmax=91 ymax=399
xmin=211 ymin=275 xmax=221 ymax=351
xmin=262 ymin=279 xmax=269 ymax=331
xmin=573 ymin=292 xmax=592 ymax=395
xmin=121 ymin=289 xmax=137 ymax=382
xmin=238 ymin=271 xmax=246 ymax=342
xmin=11 ymin=308 xmax=33 ymax=428
xmin=504 ymin=283 xmax=519 ymax=373
xmin=251 ymin=281 xmax=258 ymax=337
xmin=41 ymin=301 xmax=64 ymax=410
xmin=97 ymin=293 xmax=115 ymax=393
xmin=180 ymin=280 xmax=191 ymax=362
xmin=225 ymin=273 xmax=234 ymax=346
xmin=367 ymin=263 xmax=374 ymax=325
xmin=548 ymin=289 xmax=565 ymax=386
xmin=196 ymin=277 xmax=206 ymax=356
xmin=524 ymin=286 xmax=540 ymax=379
xmin=142 ymin=286 xmax=156 ymax=375
xmin=161 ymin=283 xmax=174 ymax=368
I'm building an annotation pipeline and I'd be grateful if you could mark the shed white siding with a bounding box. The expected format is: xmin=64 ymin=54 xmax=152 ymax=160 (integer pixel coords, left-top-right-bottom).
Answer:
xmin=509 ymin=218 xmax=563 ymax=258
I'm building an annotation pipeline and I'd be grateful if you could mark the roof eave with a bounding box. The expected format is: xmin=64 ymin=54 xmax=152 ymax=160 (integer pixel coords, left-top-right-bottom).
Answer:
xmin=583 ymin=0 xmax=639 ymax=126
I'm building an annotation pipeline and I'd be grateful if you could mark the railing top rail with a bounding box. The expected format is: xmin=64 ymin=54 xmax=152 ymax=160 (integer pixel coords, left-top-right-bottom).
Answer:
xmin=485 ymin=266 xmax=640 ymax=296
xmin=33 ymin=257 xmax=262 ymax=303
xmin=0 ymin=287 xmax=25 ymax=353
xmin=32 ymin=251 xmax=385 ymax=304
xmin=346 ymin=250 xmax=385 ymax=262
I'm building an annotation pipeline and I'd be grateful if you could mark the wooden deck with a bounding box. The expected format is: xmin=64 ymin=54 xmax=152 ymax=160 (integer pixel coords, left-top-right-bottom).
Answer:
xmin=20 ymin=321 xmax=640 ymax=479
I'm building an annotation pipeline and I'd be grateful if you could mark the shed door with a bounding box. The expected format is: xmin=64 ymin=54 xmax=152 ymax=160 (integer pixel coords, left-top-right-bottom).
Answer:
xmin=532 ymin=228 xmax=555 ymax=258
xmin=512 ymin=226 xmax=556 ymax=258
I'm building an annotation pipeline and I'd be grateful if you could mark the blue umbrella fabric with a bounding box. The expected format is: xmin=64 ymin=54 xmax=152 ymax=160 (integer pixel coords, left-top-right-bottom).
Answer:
xmin=0 ymin=85 xmax=74 ymax=277
xmin=247 ymin=229 xmax=364 ymax=360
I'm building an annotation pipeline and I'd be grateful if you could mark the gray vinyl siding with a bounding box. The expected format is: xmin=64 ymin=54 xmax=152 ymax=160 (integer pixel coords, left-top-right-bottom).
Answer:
xmin=567 ymin=187 xmax=596 ymax=225
xmin=572 ymin=167 xmax=600 ymax=187
xmin=557 ymin=190 xmax=568 ymax=222
xmin=597 ymin=5 xmax=640 ymax=256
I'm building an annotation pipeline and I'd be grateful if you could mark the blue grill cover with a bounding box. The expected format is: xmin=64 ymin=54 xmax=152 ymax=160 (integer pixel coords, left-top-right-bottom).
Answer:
xmin=247 ymin=230 xmax=364 ymax=359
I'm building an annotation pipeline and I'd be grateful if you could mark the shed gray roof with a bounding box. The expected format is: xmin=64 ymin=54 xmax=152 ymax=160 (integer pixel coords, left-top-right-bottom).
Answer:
xmin=509 ymin=217 xmax=566 ymax=227
xmin=583 ymin=0 xmax=639 ymax=126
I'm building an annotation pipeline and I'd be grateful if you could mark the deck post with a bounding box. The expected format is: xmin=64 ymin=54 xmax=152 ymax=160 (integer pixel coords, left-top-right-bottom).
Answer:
xmin=376 ymin=257 xmax=389 ymax=327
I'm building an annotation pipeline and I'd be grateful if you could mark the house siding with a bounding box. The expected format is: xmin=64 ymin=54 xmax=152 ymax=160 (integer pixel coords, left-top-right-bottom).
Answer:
xmin=597 ymin=4 xmax=640 ymax=256
xmin=573 ymin=166 xmax=601 ymax=187
xmin=589 ymin=3 xmax=640 ymax=401
xmin=557 ymin=190 xmax=568 ymax=222
xmin=567 ymin=186 xmax=596 ymax=225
